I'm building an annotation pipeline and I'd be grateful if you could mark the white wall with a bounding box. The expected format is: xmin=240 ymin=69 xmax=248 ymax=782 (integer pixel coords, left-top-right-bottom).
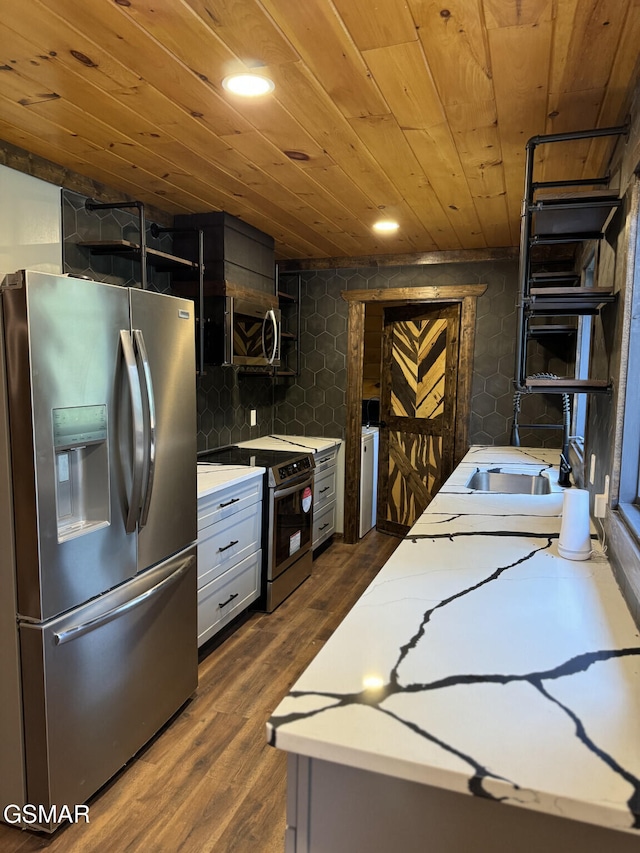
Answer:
xmin=0 ymin=164 xmax=62 ymax=276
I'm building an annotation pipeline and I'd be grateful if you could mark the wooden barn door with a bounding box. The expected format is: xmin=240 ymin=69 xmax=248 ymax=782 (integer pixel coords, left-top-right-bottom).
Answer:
xmin=377 ymin=302 xmax=461 ymax=536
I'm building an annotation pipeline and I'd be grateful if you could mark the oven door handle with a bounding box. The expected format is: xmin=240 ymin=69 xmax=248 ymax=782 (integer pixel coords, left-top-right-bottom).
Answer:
xmin=273 ymin=477 xmax=313 ymax=500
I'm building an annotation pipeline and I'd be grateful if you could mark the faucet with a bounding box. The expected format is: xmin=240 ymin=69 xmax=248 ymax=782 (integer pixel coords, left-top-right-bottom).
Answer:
xmin=558 ymin=392 xmax=572 ymax=487
xmin=510 ymin=373 xmax=572 ymax=487
xmin=558 ymin=451 xmax=572 ymax=487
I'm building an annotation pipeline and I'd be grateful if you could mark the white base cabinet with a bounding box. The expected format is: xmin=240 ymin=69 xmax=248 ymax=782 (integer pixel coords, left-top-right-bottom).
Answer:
xmin=312 ymin=445 xmax=339 ymax=552
xmin=197 ymin=550 xmax=261 ymax=646
xmin=197 ymin=472 xmax=263 ymax=647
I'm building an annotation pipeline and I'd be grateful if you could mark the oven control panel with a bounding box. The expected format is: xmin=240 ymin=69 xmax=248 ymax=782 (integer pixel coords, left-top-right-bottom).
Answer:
xmin=277 ymin=455 xmax=312 ymax=482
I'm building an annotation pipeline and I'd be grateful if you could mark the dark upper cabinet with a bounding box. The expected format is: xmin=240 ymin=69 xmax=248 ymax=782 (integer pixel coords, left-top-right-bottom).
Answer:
xmin=172 ymin=211 xmax=275 ymax=297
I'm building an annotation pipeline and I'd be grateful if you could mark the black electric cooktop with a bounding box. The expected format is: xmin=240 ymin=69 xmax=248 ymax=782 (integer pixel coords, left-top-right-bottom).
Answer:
xmin=198 ymin=446 xmax=314 ymax=486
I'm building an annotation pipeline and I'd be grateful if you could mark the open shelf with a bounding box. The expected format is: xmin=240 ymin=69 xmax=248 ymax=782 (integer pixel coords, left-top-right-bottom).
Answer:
xmin=527 ymin=324 xmax=577 ymax=338
xmin=523 ymin=378 xmax=611 ymax=394
xmin=277 ymin=290 xmax=297 ymax=302
xmin=514 ymin=124 xmax=628 ymax=395
xmin=80 ymin=200 xmax=205 ymax=374
xmin=277 ymin=268 xmax=301 ymax=378
xmin=528 ymin=271 xmax=580 ymax=286
xmin=527 ymin=286 xmax=615 ymax=314
xmin=530 ymin=192 xmax=621 ymax=237
xmin=78 ymin=239 xmax=200 ymax=271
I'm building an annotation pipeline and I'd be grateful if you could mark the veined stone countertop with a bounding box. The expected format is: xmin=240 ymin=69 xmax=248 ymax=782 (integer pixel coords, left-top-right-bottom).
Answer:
xmin=196 ymin=463 xmax=264 ymax=499
xmin=237 ymin=434 xmax=341 ymax=454
xmin=267 ymin=446 xmax=640 ymax=836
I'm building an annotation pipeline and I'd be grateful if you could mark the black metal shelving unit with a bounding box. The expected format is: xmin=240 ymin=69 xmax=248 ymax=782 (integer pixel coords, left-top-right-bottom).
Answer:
xmin=275 ymin=266 xmax=301 ymax=377
xmin=80 ymin=200 xmax=206 ymax=374
xmin=514 ymin=124 xmax=628 ymax=395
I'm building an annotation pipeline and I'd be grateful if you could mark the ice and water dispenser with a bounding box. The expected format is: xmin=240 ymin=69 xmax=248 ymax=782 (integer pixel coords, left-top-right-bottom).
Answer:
xmin=53 ymin=404 xmax=110 ymax=542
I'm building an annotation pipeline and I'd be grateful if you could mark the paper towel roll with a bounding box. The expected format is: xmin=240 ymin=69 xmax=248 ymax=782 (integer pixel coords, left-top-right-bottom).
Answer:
xmin=558 ymin=488 xmax=592 ymax=560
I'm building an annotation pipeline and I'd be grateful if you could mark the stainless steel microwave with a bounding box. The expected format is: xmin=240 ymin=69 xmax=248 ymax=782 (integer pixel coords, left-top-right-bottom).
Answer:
xmin=201 ymin=295 xmax=278 ymax=368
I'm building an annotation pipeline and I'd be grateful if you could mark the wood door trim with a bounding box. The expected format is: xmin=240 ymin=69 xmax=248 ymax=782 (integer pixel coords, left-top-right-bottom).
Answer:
xmin=342 ymin=284 xmax=487 ymax=544
xmin=343 ymin=285 xmax=487 ymax=302
xmin=377 ymin=303 xmax=459 ymax=536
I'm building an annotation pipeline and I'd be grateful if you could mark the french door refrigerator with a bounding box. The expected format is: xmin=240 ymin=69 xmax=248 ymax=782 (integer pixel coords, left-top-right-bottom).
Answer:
xmin=0 ymin=270 xmax=198 ymax=832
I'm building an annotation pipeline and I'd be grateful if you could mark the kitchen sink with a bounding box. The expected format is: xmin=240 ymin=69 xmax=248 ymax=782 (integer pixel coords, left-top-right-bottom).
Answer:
xmin=466 ymin=469 xmax=552 ymax=495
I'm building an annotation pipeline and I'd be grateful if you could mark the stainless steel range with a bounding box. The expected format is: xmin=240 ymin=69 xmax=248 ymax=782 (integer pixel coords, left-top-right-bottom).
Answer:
xmin=198 ymin=446 xmax=315 ymax=611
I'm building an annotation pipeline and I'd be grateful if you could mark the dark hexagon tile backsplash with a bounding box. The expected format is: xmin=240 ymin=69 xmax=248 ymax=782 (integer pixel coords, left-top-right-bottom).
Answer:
xmin=273 ymin=261 xmax=567 ymax=448
xmin=62 ymin=192 xmax=567 ymax=450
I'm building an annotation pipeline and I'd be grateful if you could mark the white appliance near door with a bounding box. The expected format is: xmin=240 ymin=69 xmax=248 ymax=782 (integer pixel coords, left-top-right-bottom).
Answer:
xmin=0 ymin=270 xmax=197 ymax=832
xmin=360 ymin=427 xmax=379 ymax=538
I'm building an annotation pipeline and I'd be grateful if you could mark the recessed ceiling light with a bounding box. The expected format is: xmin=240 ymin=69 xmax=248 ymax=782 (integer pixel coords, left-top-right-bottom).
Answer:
xmin=373 ymin=220 xmax=399 ymax=233
xmin=222 ymin=73 xmax=275 ymax=97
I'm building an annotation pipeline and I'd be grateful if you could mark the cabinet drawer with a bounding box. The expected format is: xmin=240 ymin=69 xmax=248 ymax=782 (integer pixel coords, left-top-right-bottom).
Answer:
xmin=197 ymin=503 xmax=262 ymax=588
xmin=314 ymin=467 xmax=336 ymax=508
xmin=197 ymin=550 xmax=261 ymax=647
xmin=314 ymin=446 xmax=338 ymax=474
xmin=198 ymin=476 xmax=262 ymax=531
xmin=313 ymin=501 xmax=336 ymax=548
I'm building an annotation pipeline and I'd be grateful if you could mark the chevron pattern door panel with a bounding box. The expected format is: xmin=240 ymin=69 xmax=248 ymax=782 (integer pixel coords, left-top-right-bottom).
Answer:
xmin=378 ymin=304 xmax=460 ymax=535
xmin=390 ymin=317 xmax=447 ymax=419
xmin=385 ymin=430 xmax=443 ymax=528
xmin=233 ymin=322 xmax=262 ymax=359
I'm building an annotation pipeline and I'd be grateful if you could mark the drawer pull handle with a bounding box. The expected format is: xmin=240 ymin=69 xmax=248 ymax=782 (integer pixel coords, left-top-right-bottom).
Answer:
xmin=318 ymin=456 xmax=331 ymax=463
xmin=218 ymin=539 xmax=239 ymax=553
xmin=319 ymin=523 xmax=330 ymax=531
xmin=219 ymin=592 xmax=239 ymax=608
xmin=319 ymin=486 xmax=330 ymax=493
xmin=219 ymin=497 xmax=240 ymax=508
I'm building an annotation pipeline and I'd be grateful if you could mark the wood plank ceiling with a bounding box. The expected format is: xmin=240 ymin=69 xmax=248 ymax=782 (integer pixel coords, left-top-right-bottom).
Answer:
xmin=1 ymin=0 xmax=639 ymax=260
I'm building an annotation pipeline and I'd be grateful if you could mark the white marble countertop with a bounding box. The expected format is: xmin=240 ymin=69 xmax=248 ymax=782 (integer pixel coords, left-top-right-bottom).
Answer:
xmin=267 ymin=446 xmax=640 ymax=835
xmin=196 ymin=463 xmax=264 ymax=499
xmin=237 ymin=434 xmax=342 ymax=454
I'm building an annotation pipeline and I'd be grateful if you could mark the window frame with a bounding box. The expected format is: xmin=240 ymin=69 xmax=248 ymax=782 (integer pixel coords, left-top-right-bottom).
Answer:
xmin=616 ymin=177 xmax=640 ymax=537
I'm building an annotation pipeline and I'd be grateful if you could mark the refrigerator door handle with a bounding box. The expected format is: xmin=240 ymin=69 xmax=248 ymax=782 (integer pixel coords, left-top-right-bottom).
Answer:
xmin=53 ymin=554 xmax=195 ymax=645
xmin=133 ymin=329 xmax=157 ymax=529
xmin=120 ymin=330 xmax=145 ymax=533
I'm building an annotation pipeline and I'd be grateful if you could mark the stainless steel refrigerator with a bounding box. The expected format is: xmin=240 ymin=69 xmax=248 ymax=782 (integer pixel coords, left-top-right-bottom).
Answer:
xmin=0 ymin=270 xmax=198 ymax=832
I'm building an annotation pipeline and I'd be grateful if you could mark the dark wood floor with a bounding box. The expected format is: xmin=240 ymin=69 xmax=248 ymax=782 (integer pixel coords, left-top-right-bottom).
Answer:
xmin=1 ymin=530 xmax=400 ymax=853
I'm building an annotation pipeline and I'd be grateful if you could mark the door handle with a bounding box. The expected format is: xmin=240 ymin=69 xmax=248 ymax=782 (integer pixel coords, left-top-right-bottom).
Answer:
xmin=219 ymin=497 xmax=240 ymax=508
xmin=54 ymin=555 xmax=194 ymax=645
xmin=268 ymin=309 xmax=279 ymax=364
xmin=262 ymin=309 xmax=279 ymax=365
xmin=273 ymin=477 xmax=313 ymax=500
xmin=133 ymin=329 xmax=156 ymax=529
xmin=120 ymin=330 xmax=145 ymax=534
xmin=261 ymin=311 xmax=269 ymax=362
